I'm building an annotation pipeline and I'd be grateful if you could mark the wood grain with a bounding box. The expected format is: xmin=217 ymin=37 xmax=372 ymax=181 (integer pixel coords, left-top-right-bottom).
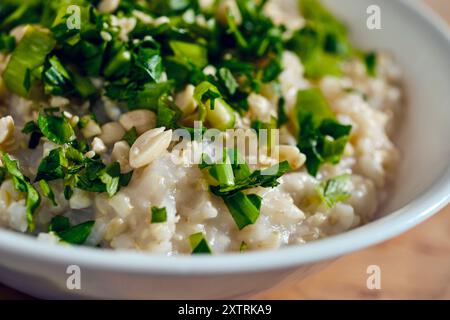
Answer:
xmin=1 ymin=0 xmax=449 ymax=300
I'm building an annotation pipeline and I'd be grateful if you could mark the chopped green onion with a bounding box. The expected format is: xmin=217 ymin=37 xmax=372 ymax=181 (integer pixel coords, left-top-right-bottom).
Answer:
xmin=169 ymin=40 xmax=208 ymax=69
xmin=223 ymin=192 xmax=262 ymax=230
xmin=189 ymin=232 xmax=212 ymax=254
xmin=151 ymin=207 xmax=167 ymax=223
xmin=39 ymin=180 xmax=57 ymax=206
xmin=49 ymin=216 xmax=95 ymax=245
xmin=3 ymin=26 xmax=55 ymax=97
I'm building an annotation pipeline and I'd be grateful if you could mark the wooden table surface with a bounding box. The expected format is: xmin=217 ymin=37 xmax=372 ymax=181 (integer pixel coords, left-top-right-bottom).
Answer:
xmin=1 ymin=0 xmax=449 ymax=300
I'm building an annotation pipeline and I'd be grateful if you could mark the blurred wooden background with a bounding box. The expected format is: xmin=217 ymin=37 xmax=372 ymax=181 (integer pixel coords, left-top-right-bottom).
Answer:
xmin=1 ymin=0 xmax=449 ymax=300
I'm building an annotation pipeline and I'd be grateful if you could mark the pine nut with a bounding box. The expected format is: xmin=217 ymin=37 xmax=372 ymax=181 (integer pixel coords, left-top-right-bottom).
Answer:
xmin=92 ymin=137 xmax=107 ymax=155
xmin=175 ymin=84 xmax=197 ymax=115
xmin=119 ymin=110 xmax=156 ymax=134
xmin=111 ymin=141 xmax=132 ymax=173
xmin=277 ymin=145 xmax=306 ymax=170
xmin=98 ymin=0 xmax=120 ymax=13
xmin=0 ymin=116 xmax=14 ymax=145
xmin=129 ymin=127 xmax=172 ymax=169
xmin=98 ymin=122 xmax=126 ymax=145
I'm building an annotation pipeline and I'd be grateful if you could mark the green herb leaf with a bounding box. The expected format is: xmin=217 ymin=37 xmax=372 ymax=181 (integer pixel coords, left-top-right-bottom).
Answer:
xmin=39 ymin=180 xmax=57 ymax=206
xmin=189 ymin=232 xmax=212 ymax=254
xmin=364 ymin=51 xmax=377 ymax=77
xmin=223 ymin=192 xmax=262 ymax=230
xmin=99 ymin=162 xmax=121 ymax=197
xmin=36 ymin=148 xmax=66 ymax=181
xmin=49 ymin=216 xmax=95 ymax=245
xmin=122 ymin=127 xmax=138 ymax=146
xmin=210 ymin=161 xmax=291 ymax=197
xmin=37 ymin=111 xmax=75 ymax=145
xmin=48 ymin=215 xmax=70 ymax=233
xmin=150 ymin=206 xmax=167 ymax=223
xmin=3 ymin=26 xmax=56 ymax=97
xmin=2 ymin=153 xmax=41 ymax=232
xmin=169 ymin=40 xmax=208 ymax=69
xmin=218 ymin=67 xmax=238 ymax=95
xmin=316 ymin=174 xmax=352 ymax=208
xmin=0 ymin=33 xmax=15 ymax=52
xmin=239 ymin=241 xmax=248 ymax=252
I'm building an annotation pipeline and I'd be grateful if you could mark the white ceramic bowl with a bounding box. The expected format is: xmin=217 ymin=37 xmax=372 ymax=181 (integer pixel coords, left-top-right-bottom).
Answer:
xmin=1 ymin=0 xmax=449 ymax=299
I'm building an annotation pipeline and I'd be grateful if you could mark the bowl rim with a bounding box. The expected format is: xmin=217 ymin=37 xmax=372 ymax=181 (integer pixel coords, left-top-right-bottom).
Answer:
xmin=0 ymin=0 xmax=449 ymax=276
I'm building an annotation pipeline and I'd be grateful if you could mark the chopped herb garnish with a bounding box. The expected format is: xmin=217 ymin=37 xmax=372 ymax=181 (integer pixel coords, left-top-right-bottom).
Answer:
xmin=49 ymin=216 xmax=94 ymax=245
xmin=364 ymin=51 xmax=377 ymax=77
xmin=0 ymin=33 xmax=15 ymax=53
xmin=189 ymin=232 xmax=212 ymax=254
xmin=223 ymin=192 xmax=262 ymax=230
xmin=317 ymin=174 xmax=352 ymax=208
xmin=3 ymin=26 xmax=55 ymax=97
xmin=1 ymin=153 xmax=41 ymax=232
xmin=122 ymin=127 xmax=138 ymax=146
xmin=39 ymin=180 xmax=57 ymax=206
xmin=201 ymin=149 xmax=290 ymax=229
xmin=294 ymin=89 xmax=351 ymax=176
xmin=151 ymin=207 xmax=167 ymax=223
xmin=37 ymin=110 xmax=76 ymax=145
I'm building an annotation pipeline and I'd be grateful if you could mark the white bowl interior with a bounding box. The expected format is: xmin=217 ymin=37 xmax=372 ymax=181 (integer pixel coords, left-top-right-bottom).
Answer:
xmin=323 ymin=0 xmax=450 ymax=215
